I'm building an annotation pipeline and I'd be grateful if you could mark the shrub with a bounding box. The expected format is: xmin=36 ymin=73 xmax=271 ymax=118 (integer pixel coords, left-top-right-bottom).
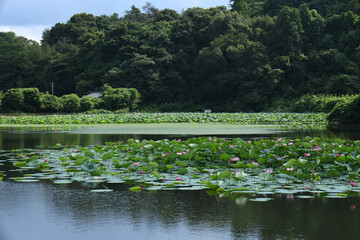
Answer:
xmin=1 ymin=88 xmax=24 ymax=112
xmin=80 ymin=96 xmax=94 ymax=112
xmin=61 ymin=94 xmax=81 ymax=112
xmin=327 ymin=94 xmax=360 ymax=124
xmin=101 ymin=84 xmax=140 ymax=111
xmin=22 ymin=88 xmax=41 ymax=112
xmin=92 ymin=97 xmax=104 ymax=110
xmin=294 ymin=94 xmax=355 ymax=113
xmin=127 ymin=88 xmax=141 ymax=111
xmin=40 ymin=92 xmax=63 ymax=113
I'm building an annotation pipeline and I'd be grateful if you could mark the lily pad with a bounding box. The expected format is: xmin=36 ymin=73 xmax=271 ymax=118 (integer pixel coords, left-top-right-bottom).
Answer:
xmin=53 ymin=179 xmax=72 ymax=184
xmin=249 ymin=198 xmax=274 ymax=202
xmin=90 ymin=189 xmax=114 ymax=193
xmin=15 ymin=179 xmax=40 ymax=183
xmin=296 ymin=195 xmax=315 ymax=199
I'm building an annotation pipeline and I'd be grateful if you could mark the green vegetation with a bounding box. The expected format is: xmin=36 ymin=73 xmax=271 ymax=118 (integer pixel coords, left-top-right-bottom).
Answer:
xmin=0 ymin=1 xmax=359 ymax=112
xmin=0 ymin=86 xmax=140 ymax=113
xmin=0 ymin=112 xmax=327 ymax=126
xmin=293 ymin=94 xmax=357 ymax=113
xmin=9 ymin=136 xmax=360 ymax=197
xmin=328 ymin=94 xmax=360 ymax=124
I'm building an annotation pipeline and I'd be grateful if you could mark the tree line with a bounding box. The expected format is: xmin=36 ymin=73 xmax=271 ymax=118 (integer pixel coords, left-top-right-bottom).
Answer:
xmin=0 ymin=0 xmax=359 ymax=112
xmin=0 ymin=85 xmax=140 ymax=113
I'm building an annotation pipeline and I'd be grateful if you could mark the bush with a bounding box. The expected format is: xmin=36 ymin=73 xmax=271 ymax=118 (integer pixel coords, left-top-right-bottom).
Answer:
xmin=92 ymin=97 xmax=104 ymax=109
xmin=327 ymin=94 xmax=360 ymax=124
xmin=127 ymin=88 xmax=141 ymax=111
xmin=61 ymin=94 xmax=81 ymax=112
xmin=80 ymin=96 xmax=94 ymax=112
xmin=1 ymin=88 xmax=24 ymax=112
xmin=294 ymin=94 xmax=355 ymax=113
xmin=101 ymin=84 xmax=140 ymax=111
xmin=40 ymin=93 xmax=63 ymax=113
xmin=22 ymin=88 xmax=41 ymax=112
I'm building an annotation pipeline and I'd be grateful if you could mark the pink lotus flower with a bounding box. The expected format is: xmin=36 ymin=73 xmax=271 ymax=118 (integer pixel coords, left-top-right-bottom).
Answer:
xmin=134 ymin=162 xmax=140 ymax=166
xmin=351 ymin=182 xmax=356 ymax=187
xmin=44 ymin=159 xmax=47 ymax=162
xmin=176 ymin=177 xmax=181 ymax=181
xmin=350 ymin=205 xmax=356 ymax=210
xmin=230 ymin=157 xmax=240 ymax=162
xmin=141 ymin=171 xmax=146 ymax=174
xmin=266 ymin=169 xmax=273 ymax=173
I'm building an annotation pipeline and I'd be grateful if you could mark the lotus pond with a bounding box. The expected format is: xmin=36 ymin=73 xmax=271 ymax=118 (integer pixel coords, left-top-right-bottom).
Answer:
xmin=0 ymin=112 xmax=327 ymax=126
xmin=2 ymin=123 xmax=360 ymax=240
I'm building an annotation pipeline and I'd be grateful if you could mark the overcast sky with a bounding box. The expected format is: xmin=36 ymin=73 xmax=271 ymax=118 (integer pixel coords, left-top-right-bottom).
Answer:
xmin=0 ymin=0 xmax=229 ymax=43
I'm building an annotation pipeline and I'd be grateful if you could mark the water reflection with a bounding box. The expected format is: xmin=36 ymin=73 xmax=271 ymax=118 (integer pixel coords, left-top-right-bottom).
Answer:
xmin=1 ymin=125 xmax=360 ymax=150
xmin=2 ymin=125 xmax=360 ymax=240
xmin=1 ymin=181 xmax=360 ymax=240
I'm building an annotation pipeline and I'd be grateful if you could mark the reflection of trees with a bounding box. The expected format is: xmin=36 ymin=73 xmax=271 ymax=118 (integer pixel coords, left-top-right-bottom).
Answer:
xmin=1 ymin=126 xmax=360 ymax=150
xmin=0 ymin=127 xmax=144 ymax=149
xmin=41 ymin=182 xmax=360 ymax=239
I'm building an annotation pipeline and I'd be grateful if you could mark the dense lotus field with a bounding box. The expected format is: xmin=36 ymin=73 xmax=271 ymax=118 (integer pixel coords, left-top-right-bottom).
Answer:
xmin=0 ymin=112 xmax=328 ymax=126
xmin=7 ymin=136 xmax=360 ymax=200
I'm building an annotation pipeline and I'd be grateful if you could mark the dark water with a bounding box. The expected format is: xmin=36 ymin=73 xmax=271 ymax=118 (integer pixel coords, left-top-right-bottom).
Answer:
xmin=1 ymin=125 xmax=360 ymax=240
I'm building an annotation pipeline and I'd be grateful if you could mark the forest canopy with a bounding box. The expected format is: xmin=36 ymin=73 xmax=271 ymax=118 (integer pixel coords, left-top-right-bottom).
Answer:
xmin=1 ymin=0 xmax=360 ymax=112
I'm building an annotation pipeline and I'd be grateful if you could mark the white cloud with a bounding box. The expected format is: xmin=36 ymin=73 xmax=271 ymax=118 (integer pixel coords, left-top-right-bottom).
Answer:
xmin=0 ymin=25 xmax=49 ymax=43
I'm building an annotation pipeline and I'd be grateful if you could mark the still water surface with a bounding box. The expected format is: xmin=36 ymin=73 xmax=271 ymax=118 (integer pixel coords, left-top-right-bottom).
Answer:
xmin=1 ymin=124 xmax=360 ymax=240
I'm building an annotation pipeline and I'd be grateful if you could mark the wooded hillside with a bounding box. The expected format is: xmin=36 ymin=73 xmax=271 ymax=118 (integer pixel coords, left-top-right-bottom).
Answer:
xmin=1 ymin=0 xmax=359 ymax=112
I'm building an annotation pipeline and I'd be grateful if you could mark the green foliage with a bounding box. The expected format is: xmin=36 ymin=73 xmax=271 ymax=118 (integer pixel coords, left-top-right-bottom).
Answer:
xmin=1 ymin=88 xmax=24 ymax=112
xmin=0 ymin=2 xmax=360 ymax=112
xmin=0 ymin=112 xmax=327 ymax=126
xmin=22 ymin=88 xmax=41 ymax=112
xmin=61 ymin=94 xmax=81 ymax=113
xmin=294 ymin=94 xmax=356 ymax=113
xmin=327 ymin=94 xmax=360 ymax=124
xmin=80 ymin=96 xmax=95 ymax=112
xmin=1 ymin=88 xmax=41 ymax=113
xmin=40 ymin=92 xmax=63 ymax=113
xmin=11 ymin=136 xmax=360 ymax=194
xmin=101 ymin=84 xmax=140 ymax=111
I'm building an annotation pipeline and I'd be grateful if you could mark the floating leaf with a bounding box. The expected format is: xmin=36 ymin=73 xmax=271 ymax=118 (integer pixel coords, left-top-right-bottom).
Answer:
xmin=130 ymin=186 xmax=142 ymax=191
xmin=249 ymin=198 xmax=274 ymax=202
xmin=90 ymin=189 xmax=114 ymax=193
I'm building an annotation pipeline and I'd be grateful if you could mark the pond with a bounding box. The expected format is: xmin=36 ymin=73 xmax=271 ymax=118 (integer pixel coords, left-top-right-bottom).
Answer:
xmin=1 ymin=124 xmax=360 ymax=240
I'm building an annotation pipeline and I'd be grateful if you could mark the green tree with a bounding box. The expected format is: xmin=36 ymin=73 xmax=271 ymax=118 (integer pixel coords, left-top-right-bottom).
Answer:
xmin=61 ymin=94 xmax=81 ymax=112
